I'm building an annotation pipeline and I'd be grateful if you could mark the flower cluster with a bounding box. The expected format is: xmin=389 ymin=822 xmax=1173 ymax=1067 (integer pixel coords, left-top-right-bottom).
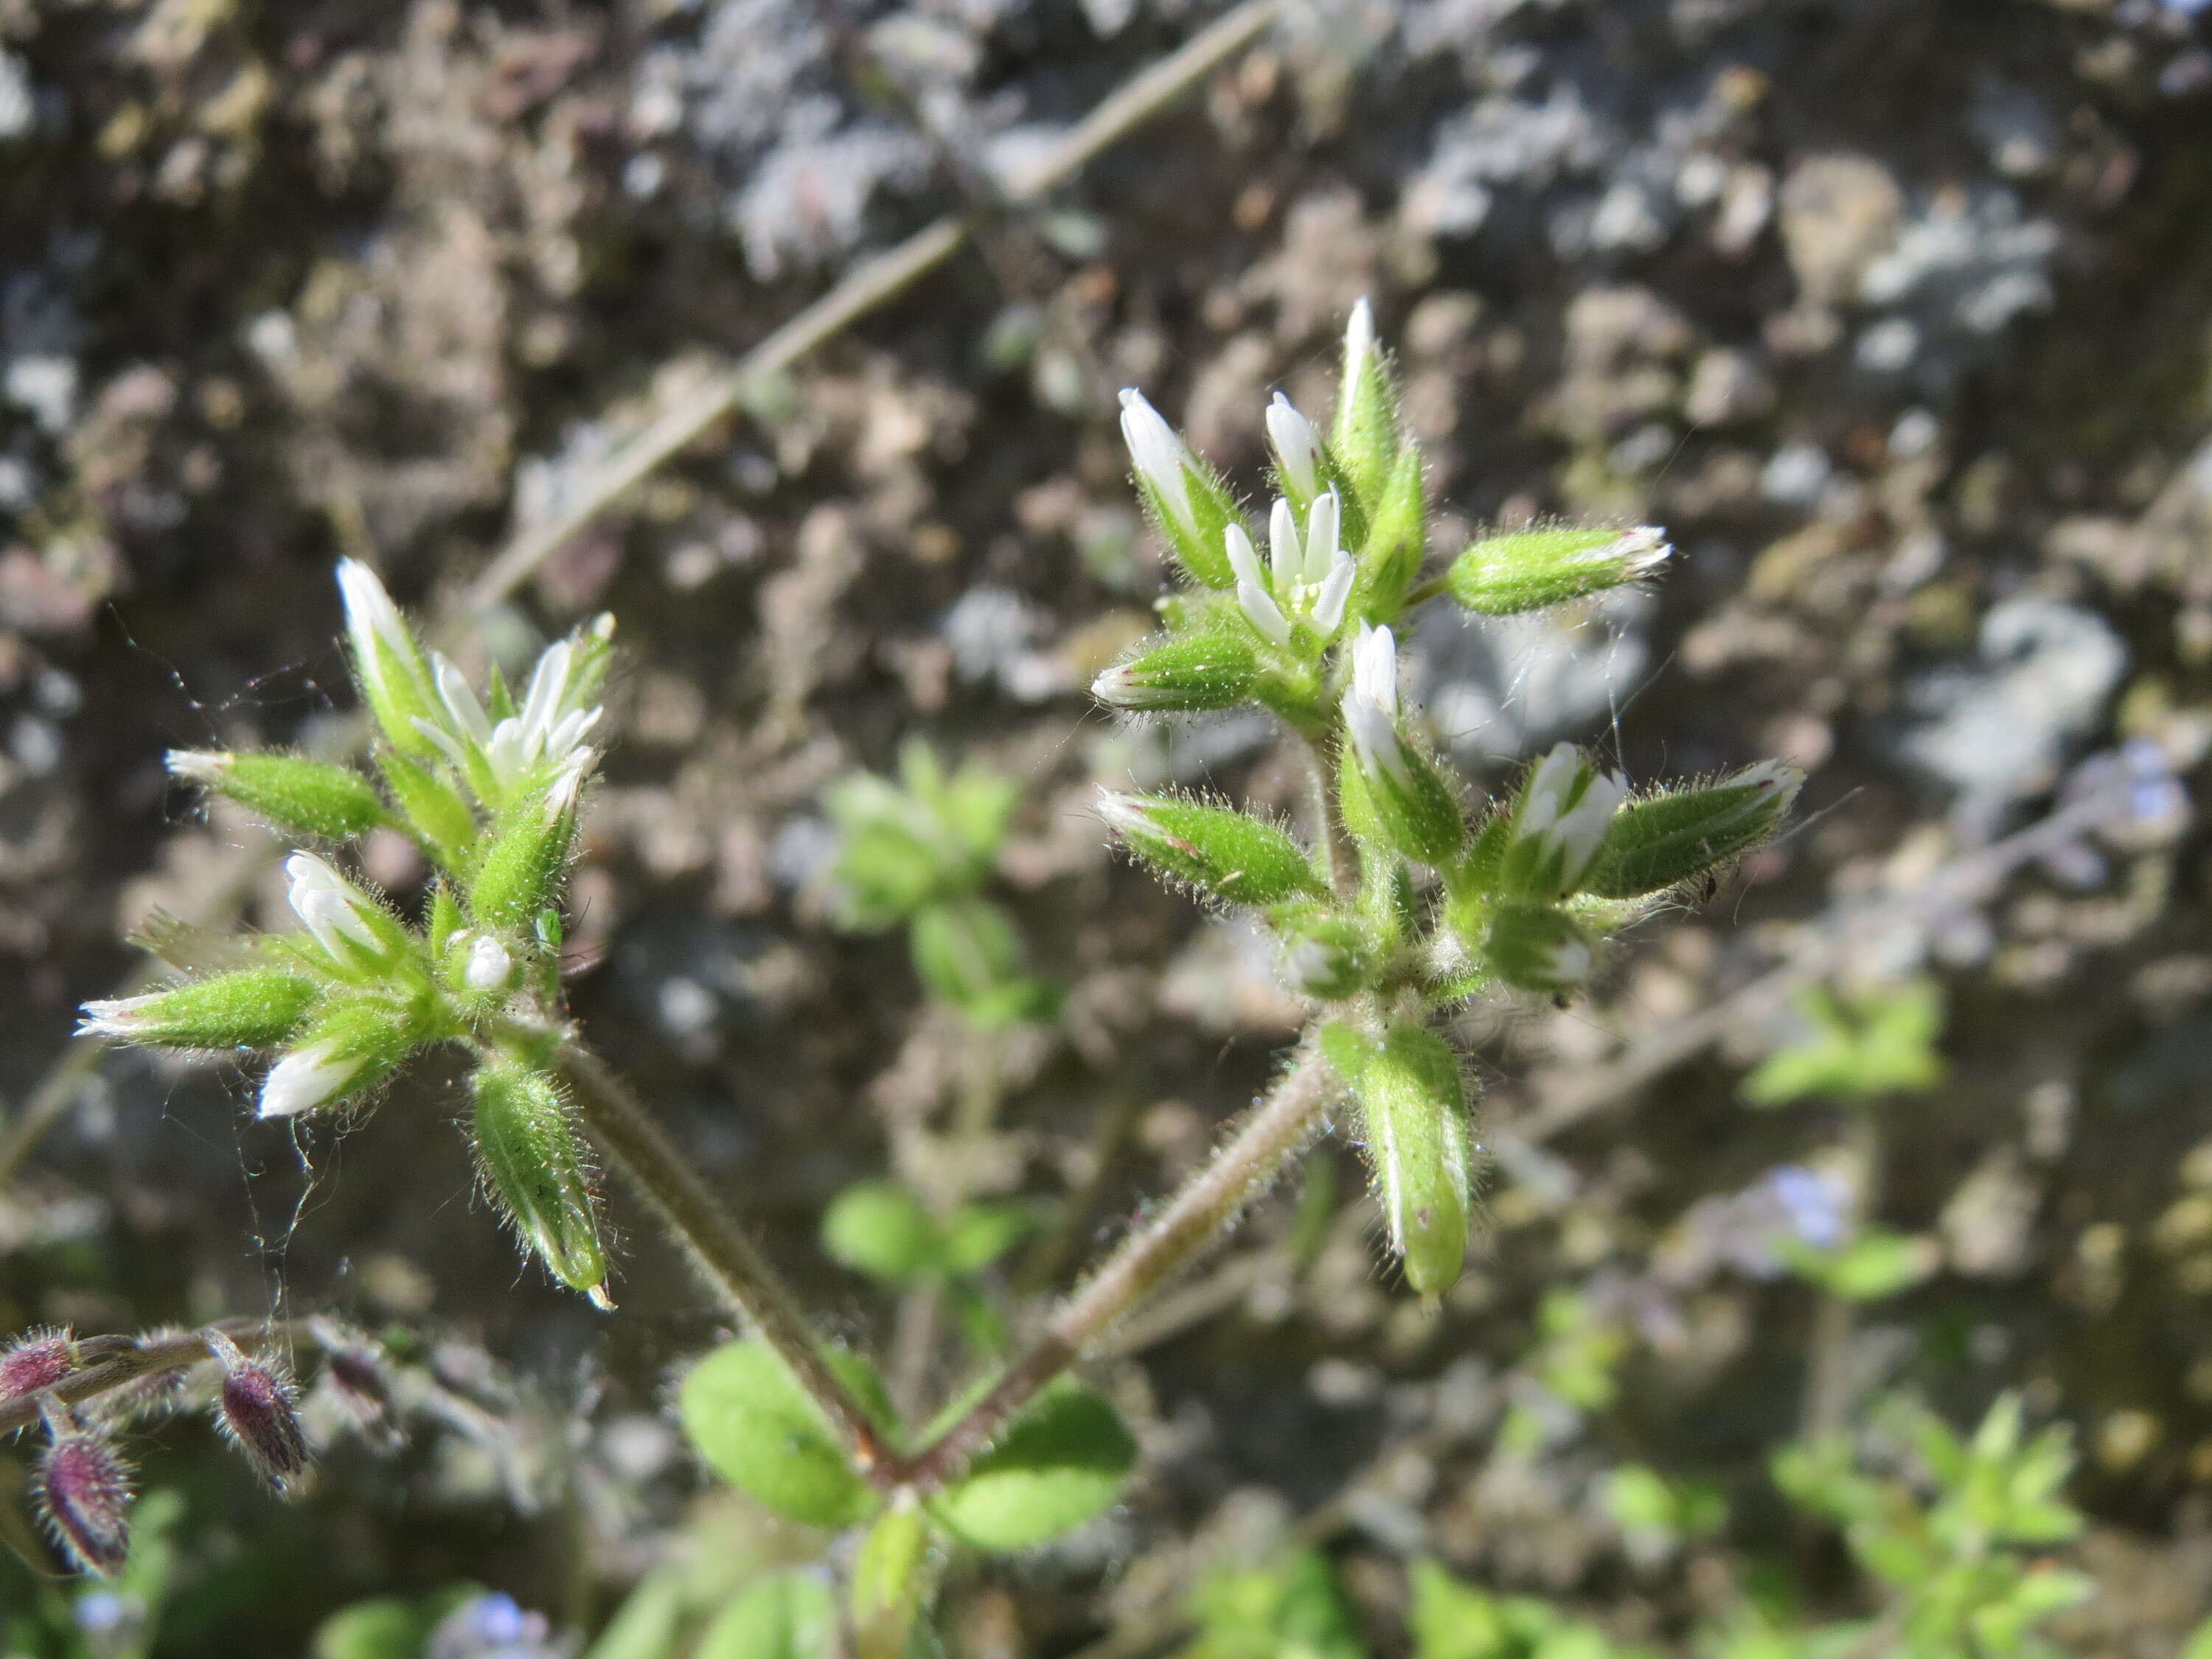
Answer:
xmin=1095 ymin=304 xmax=1802 ymax=1297
xmin=80 ymin=563 xmax=615 ymax=1306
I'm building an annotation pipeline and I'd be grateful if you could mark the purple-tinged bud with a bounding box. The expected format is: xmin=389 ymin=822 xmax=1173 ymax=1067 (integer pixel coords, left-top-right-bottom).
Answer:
xmin=0 ymin=1327 xmax=77 ymax=1402
xmin=35 ymin=1405 xmax=133 ymax=1576
xmin=204 ymin=1331 xmax=310 ymax=1493
xmin=308 ymin=1320 xmax=394 ymax=1441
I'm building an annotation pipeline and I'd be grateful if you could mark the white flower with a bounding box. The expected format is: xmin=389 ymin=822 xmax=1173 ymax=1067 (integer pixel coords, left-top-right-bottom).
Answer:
xmin=464 ymin=934 xmax=514 ymax=992
xmin=259 ymin=1040 xmax=364 ymax=1119
xmin=1265 ymin=393 xmax=1322 ymax=498
xmin=337 ymin=560 xmax=431 ymax=712
xmin=1516 ymin=742 xmax=1627 ymax=889
xmin=413 ymin=636 xmax=603 ymax=799
xmin=1607 ymin=526 xmax=1672 ymax=579
xmin=1225 ymin=524 xmax=1291 ymax=647
xmin=164 ymin=750 xmax=231 ymax=785
xmin=1118 ymin=389 xmax=1199 ymax=538
xmin=1341 ymin=623 xmax=1412 ymax=790
xmin=285 ymin=852 xmax=390 ymax=966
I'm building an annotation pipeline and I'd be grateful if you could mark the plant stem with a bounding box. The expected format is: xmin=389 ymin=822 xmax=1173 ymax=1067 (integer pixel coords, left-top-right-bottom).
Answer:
xmin=888 ymin=1039 xmax=1343 ymax=1492
xmin=1302 ymin=735 xmax=1360 ymax=900
xmin=553 ymin=1035 xmax=891 ymax=1473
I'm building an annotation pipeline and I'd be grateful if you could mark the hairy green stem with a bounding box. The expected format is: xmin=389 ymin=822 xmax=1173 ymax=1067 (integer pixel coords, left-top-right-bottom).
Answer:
xmin=887 ymin=1039 xmax=1343 ymax=1492
xmin=552 ymin=1036 xmax=891 ymax=1473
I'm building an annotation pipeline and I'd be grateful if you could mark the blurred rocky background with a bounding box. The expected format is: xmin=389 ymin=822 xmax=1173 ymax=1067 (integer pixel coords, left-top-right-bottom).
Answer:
xmin=1 ymin=0 xmax=2210 ymax=1653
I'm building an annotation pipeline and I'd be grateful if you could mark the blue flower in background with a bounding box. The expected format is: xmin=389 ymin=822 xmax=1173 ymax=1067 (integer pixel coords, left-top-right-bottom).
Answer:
xmin=426 ymin=1594 xmax=566 ymax=1659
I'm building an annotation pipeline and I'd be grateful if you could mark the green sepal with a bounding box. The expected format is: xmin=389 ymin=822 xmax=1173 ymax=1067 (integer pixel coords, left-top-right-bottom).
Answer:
xmin=1131 ymin=465 xmax=1244 ymax=591
xmin=680 ymin=1340 xmax=893 ymax=1531
xmin=1091 ymin=627 xmax=1261 ymax=713
xmin=1444 ymin=525 xmax=1667 ymax=616
xmin=84 ymin=967 xmax=321 ymax=1051
xmin=470 ymin=801 xmax=577 ymax=931
xmin=1582 ymin=764 xmax=1801 ymax=898
xmin=1482 ymin=902 xmax=1596 ymax=995
xmin=427 ymin=884 xmax=465 ymax=953
xmin=928 ymin=1377 xmax=1135 ymax=1552
xmin=1354 ymin=1023 xmax=1474 ymax=1297
xmin=1352 ymin=446 xmax=1426 ymax=623
xmin=695 ymin=1571 xmax=838 ymax=1659
xmin=1338 ymin=726 xmax=1464 ymax=869
xmin=173 ymin=752 xmax=388 ymax=841
xmin=1102 ymin=793 xmax=1325 ymax=907
xmin=1276 ymin=909 xmax=1372 ymax=1002
xmin=470 ymin=1060 xmax=608 ymax=1304
xmin=356 ymin=633 xmax=443 ymax=762
xmin=376 ymin=748 xmax=479 ymax=867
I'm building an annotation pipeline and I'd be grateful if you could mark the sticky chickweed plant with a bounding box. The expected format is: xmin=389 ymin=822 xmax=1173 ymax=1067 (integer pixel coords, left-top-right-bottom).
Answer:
xmin=8 ymin=305 xmax=1805 ymax=1649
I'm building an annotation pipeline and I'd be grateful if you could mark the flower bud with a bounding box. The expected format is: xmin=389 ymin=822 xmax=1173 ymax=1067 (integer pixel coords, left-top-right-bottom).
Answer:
xmin=1340 ymin=625 xmax=1464 ymax=866
xmin=1265 ymin=392 xmax=1324 ymax=508
xmin=471 ymin=1061 xmax=611 ymax=1307
xmin=1484 ymin=902 xmax=1598 ymax=995
xmin=203 ymin=1330 xmax=309 ymax=1493
xmin=307 ymin=1321 xmax=394 ymax=1441
xmin=167 ymin=750 xmax=388 ymax=842
xmin=1582 ymin=761 xmax=1803 ymax=899
xmin=1335 ymin=1023 xmax=1475 ymax=1297
xmin=469 ymin=791 xmax=581 ymax=932
xmin=1332 ymin=299 xmax=1400 ymax=507
xmin=35 ymin=1405 xmax=133 ymax=1577
xmin=1444 ymin=525 xmax=1671 ymax=616
xmin=257 ymin=997 xmax=415 ymax=1119
xmin=337 ymin=560 xmax=442 ymax=760
xmin=80 ymin=968 xmax=320 ymax=1052
xmin=450 ymin=931 xmax=515 ymax=994
xmin=1 ymin=1327 xmax=77 ymax=1401
xmin=1099 ymin=792 xmax=1325 ymax=907
xmin=1117 ymin=389 xmax=1244 ymax=588
xmin=1091 ymin=628 xmax=1260 ymax=713
xmin=1499 ymin=743 xmax=1627 ymax=900
xmin=285 ymin=853 xmax=408 ymax=976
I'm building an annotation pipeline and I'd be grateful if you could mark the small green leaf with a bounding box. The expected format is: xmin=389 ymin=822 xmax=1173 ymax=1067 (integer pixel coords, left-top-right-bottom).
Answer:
xmin=931 ymin=1379 xmax=1135 ymax=1551
xmin=681 ymin=1341 xmax=889 ymax=1530
xmin=1408 ymin=1559 xmax=1510 ymax=1659
xmin=377 ymin=748 xmax=480 ymax=867
xmin=909 ymin=897 xmax=1026 ymax=1016
xmin=1354 ymin=445 xmax=1427 ymax=625
xmin=695 ymin=1571 xmax=838 ymax=1659
xmin=942 ymin=1202 xmax=1032 ymax=1276
xmin=852 ymin=1498 xmax=936 ymax=1655
xmin=1820 ymin=1230 xmax=1937 ymax=1303
xmin=470 ymin=798 xmax=579 ymax=931
xmin=823 ymin=1183 xmax=941 ymax=1285
xmin=311 ymin=1599 xmax=435 ymax=1659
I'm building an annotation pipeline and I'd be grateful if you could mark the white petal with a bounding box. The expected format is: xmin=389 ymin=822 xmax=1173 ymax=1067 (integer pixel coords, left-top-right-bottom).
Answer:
xmin=1118 ymin=389 xmax=1195 ymax=533
xmin=1265 ymin=393 xmax=1321 ymax=498
xmin=1304 ymin=491 xmax=1341 ymax=586
xmin=1312 ymin=552 xmax=1356 ymax=636
xmin=410 ymin=717 xmax=477 ymax=774
xmin=1351 ymin=624 xmax=1399 ymax=720
xmin=1223 ymin=522 xmax=1267 ymax=593
xmin=464 ymin=935 xmax=514 ymax=992
xmin=1237 ymin=579 xmax=1293 ymax=647
xmin=1518 ymin=743 xmax=1582 ymax=834
xmin=1343 ymin=298 xmax=1376 ymax=388
xmin=518 ymin=639 xmax=574 ymax=745
xmin=432 ymin=655 xmax=495 ymax=748
xmin=164 ymin=749 xmax=231 ymax=785
xmin=259 ymin=1041 xmax=363 ymax=1119
xmin=1268 ymin=498 xmax=1299 ymax=588
xmin=78 ymin=994 xmax=162 ymax=1039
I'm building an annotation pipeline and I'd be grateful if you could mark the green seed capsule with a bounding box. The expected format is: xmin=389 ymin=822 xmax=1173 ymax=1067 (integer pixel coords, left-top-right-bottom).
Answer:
xmin=471 ymin=1062 xmax=609 ymax=1307
xmin=1356 ymin=1024 xmax=1475 ymax=1298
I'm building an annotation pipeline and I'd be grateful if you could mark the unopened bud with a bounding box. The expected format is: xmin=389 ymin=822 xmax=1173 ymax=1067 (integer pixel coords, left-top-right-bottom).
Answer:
xmin=1499 ymin=744 xmax=1627 ymax=900
xmin=1352 ymin=445 xmax=1427 ymax=623
xmin=203 ymin=1330 xmax=309 ymax=1493
xmin=337 ymin=560 xmax=442 ymax=760
xmin=80 ymin=968 xmax=320 ymax=1052
xmin=1117 ymin=389 xmax=1243 ymax=588
xmin=1099 ymin=792 xmax=1324 ymax=907
xmin=285 ymin=853 xmax=407 ymax=975
xmin=1329 ymin=1023 xmax=1475 ymax=1297
xmin=0 ymin=1327 xmax=77 ymax=1400
xmin=35 ymin=1405 xmax=133 ymax=1577
xmin=469 ymin=794 xmax=581 ymax=932
xmin=472 ymin=1062 xmax=611 ymax=1307
xmin=1445 ymin=525 xmax=1671 ymax=617
xmin=1340 ymin=625 xmax=1464 ymax=866
xmin=1484 ymin=902 xmax=1597 ymax=995
xmin=1582 ymin=760 xmax=1803 ymax=899
xmin=258 ymin=997 xmax=414 ymax=1119
xmin=1265 ymin=393 xmax=1324 ymax=506
xmin=1278 ymin=911 xmax=1370 ymax=1001
xmin=461 ymin=933 xmax=515 ymax=993
xmin=1332 ymin=299 xmax=1400 ymax=506
xmin=1091 ymin=628 xmax=1261 ymax=713
xmin=167 ymin=751 xmax=387 ymax=842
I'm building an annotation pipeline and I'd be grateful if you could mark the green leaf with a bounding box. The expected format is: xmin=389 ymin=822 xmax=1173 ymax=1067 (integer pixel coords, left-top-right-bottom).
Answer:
xmin=942 ymin=1202 xmax=1033 ymax=1276
xmin=1353 ymin=445 xmax=1426 ymax=624
xmin=1185 ymin=1550 xmax=1368 ymax=1659
xmin=930 ymin=1379 xmax=1136 ymax=1551
xmin=1743 ymin=981 xmax=1946 ymax=1107
xmin=377 ymin=748 xmax=480 ymax=868
xmin=470 ymin=798 xmax=579 ymax=931
xmin=1820 ymin=1231 xmax=1937 ymax=1302
xmin=823 ymin=1183 xmax=941 ymax=1285
xmin=312 ymin=1600 xmax=434 ymax=1659
xmin=695 ymin=1571 xmax=838 ymax=1659
xmin=580 ymin=1569 xmax=686 ymax=1659
xmin=851 ymin=1499 xmax=936 ymax=1655
xmin=681 ymin=1341 xmax=890 ymax=1530
xmin=909 ymin=898 xmax=1026 ymax=1017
